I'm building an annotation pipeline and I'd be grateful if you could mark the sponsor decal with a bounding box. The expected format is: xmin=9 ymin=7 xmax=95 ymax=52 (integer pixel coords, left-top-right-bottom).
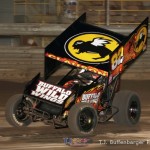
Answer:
xmin=46 ymin=53 xmax=108 ymax=77
xmin=31 ymin=81 xmax=72 ymax=104
xmin=65 ymin=32 xmax=119 ymax=64
xmin=81 ymin=92 xmax=101 ymax=103
xmin=76 ymin=85 xmax=103 ymax=104
xmin=134 ymin=26 xmax=147 ymax=53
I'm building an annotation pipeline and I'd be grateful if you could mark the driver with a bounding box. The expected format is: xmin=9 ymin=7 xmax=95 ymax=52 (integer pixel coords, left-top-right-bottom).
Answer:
xmin=77 ymin=69 xmax=99 ymax=85
xmin=63 ymin=69 xmax=100 ymax=89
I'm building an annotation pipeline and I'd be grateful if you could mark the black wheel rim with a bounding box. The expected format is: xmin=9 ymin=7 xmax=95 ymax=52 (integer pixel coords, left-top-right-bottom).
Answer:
xmin=15 ymin=102 xmax=28 ymax=121
xmin=128 ymin=100 xmax=139 ymax=121
xmin=78 ymin=108 xmax=95 ymax=132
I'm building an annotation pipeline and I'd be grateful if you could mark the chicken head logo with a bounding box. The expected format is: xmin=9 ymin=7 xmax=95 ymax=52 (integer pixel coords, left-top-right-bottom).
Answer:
xmin=134 ymin=26 xmax=147 ymax=53
xmin=65 ymin=33 xmax=119 ymax=64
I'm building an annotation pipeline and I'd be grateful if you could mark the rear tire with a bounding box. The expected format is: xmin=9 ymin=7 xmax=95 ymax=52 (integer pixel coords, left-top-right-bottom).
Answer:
xmin=112 ymin=91 xmax=141 ymax=126
xmin=5 ymin=94 xmax=32 ymax=127
xmin=68 ymin=103 xmax=98 ymax=136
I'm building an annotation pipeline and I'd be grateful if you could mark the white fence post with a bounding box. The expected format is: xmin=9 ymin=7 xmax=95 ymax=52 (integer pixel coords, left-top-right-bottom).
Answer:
xmin=106 ymin=0 xmax=110 ymax=26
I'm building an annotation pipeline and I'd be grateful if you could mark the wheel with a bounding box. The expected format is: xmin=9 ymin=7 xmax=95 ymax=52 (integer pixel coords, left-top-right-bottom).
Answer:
xmin=112 ymin=90 xmax=141 ymax=126
xmin=5 ymin=94 xmax=32 ymax=127
xmin=68 ymin=103 xmax=98 ymax=136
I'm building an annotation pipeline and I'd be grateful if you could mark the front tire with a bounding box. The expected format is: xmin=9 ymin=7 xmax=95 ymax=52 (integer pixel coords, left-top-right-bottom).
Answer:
xmin=5 ymin=94 xmax=32 ymax=127
xmin=68 ymin=103 xmax=98 ymax=136
xmin=112 ymin=91 xmax=141 ymax=126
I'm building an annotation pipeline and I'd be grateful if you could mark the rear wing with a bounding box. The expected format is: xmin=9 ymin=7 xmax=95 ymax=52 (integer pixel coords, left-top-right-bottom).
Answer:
xmin=44 ymin=13 xmax=148 ymax=81
xmin=109 ymin=17 xmax=149 ymax=80
xmin=44 ymin=13 xmax=125 ymax=80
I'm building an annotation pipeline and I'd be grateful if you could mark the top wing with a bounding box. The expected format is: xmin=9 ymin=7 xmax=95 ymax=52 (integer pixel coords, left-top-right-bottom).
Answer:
xmin=45 ymin=13 xmax=125 ymax=79
xmin=44 ymin=13 xmax=148 ymax=81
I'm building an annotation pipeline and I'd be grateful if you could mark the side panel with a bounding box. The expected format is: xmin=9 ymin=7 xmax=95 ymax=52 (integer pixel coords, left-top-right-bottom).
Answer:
xmin=109 ymin=17 xmax=148 ymax=82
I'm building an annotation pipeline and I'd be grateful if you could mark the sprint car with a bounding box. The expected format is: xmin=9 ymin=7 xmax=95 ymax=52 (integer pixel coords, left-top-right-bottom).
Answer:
xmin=5 ymin=13 xmax=148 ymax=136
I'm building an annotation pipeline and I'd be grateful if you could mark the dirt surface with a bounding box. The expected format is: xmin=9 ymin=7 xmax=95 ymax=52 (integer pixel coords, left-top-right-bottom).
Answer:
xmin=0 ymin=80 xmax=25 ymax=106
xmin=0 ymin=79 xmax=150 ymax=150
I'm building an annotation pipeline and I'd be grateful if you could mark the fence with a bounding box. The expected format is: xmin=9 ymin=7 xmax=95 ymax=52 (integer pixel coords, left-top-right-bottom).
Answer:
xmin=77 ymin=0 xmax=150 ymax=25
xmin=14 ymin=0 xmax=150 ymax=25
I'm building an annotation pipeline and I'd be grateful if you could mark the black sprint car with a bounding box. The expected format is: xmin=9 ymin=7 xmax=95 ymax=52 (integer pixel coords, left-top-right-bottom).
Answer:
xmin=5 ymin=13 xmax=148 ymax=136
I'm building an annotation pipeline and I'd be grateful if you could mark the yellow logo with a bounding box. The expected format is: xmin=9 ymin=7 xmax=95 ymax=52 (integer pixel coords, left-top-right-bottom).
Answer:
xmin=65 ymin=33 xmax=119 ymax=64
xmin=134 ymin=26 xmax=147 ymax=53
